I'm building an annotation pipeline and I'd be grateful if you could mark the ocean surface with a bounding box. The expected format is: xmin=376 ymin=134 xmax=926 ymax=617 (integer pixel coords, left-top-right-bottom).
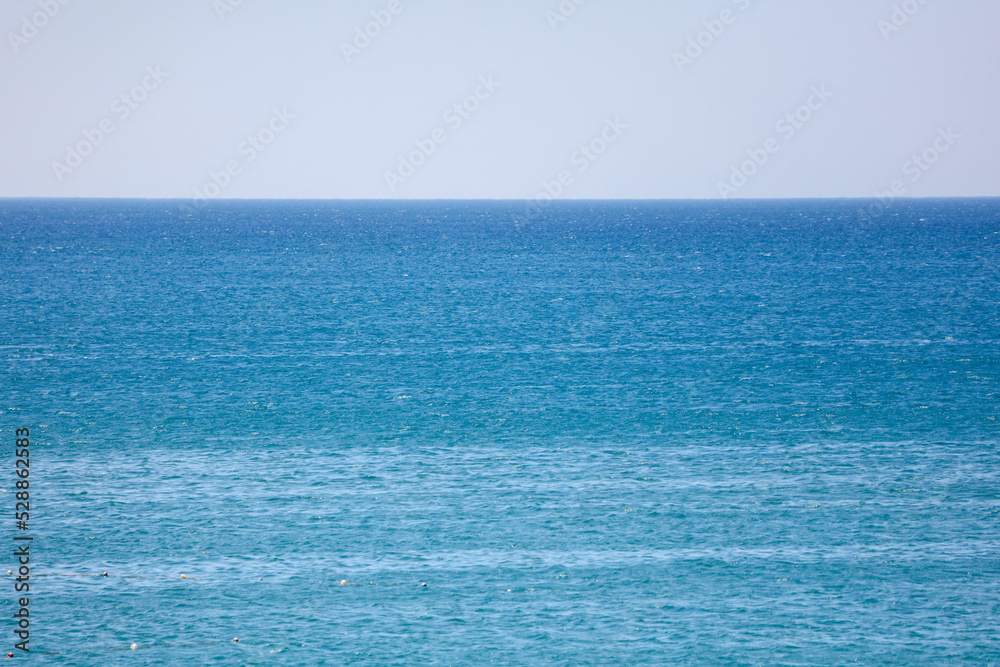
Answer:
xmin=1 ymin=198 xmax=998 ymax=665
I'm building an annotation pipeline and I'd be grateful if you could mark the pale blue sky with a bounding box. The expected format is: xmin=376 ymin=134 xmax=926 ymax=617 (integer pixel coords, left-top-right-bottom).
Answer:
xmin=1 ymin=0 xmax=997 ymax=199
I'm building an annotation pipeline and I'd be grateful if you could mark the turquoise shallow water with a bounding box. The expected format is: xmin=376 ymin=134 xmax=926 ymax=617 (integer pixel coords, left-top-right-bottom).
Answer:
xmin=1 ymin=198 xmax=999 ymax=664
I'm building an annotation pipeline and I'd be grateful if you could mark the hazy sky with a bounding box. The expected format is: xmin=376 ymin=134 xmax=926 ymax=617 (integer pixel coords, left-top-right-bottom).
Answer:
xmin=1 ymin=0 xmax=997 ymax=200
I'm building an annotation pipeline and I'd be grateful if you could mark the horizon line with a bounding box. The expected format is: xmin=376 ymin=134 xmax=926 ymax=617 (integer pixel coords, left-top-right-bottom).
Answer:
xmin=2 ymin=196 xmax=999 ymax=203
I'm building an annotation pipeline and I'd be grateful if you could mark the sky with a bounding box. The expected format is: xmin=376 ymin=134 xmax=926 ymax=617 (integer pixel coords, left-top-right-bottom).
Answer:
xmin=1 ymin=0 xmax=997 ymax=200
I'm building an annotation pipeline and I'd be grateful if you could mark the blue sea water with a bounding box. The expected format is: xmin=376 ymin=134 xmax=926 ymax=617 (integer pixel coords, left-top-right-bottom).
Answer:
xmin=1 ymin=198 xmax=999 ymax=665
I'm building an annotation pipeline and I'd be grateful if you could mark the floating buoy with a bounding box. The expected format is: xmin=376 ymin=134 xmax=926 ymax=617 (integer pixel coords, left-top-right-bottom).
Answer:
xmin=258 ymin=578 xmax=262 ymax=581
xmin=340 ymin=579 xmax=348 ymax=585
xmin=421 ymin=582 xmax=428 ymax=588
xmin=233 ymin=637 xmax=239 ymax=643
xmin=180 ymin=574 xmax=187 ymax=579
xmin=102 ymin=572 xmax=109 ymax=577
xmin=130 ymin=643 xmax=138 ymax=650
xmin=7 ymin=652 xmax=13 ymax=657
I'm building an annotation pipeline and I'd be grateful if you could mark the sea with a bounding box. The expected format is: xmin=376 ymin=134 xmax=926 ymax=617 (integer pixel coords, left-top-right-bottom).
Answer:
xmin=1 ymin=198 xmax=998 ymax=665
